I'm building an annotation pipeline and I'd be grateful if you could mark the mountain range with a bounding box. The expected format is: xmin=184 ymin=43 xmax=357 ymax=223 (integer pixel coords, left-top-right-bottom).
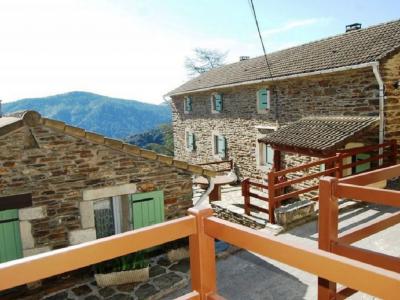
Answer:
xmin=3 ymin=91 xmax=171 ymax=138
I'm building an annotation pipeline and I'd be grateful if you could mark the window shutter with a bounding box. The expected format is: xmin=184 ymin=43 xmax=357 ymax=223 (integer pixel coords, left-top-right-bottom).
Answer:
xmin=184 ymin=97 xmax=192 ymax=112
xmin=214 ymin=94 xmax=223 ymax=112
xmin=130 ymin=191 xmax=164 ymax=229
xmin=258 ymin=89 xmax=269 ymax=110
xmin=218 ymin=135 xmax=226 ymax=157
xmin=355 ymin=153 xmax=371 ymax=173
xmin=266 ymin=145 xmax=274 ymax=167
xmin=188 ymin=133 xmax=195 ymax=151
xmin=0 ymin=209 xmax=22 ymax=263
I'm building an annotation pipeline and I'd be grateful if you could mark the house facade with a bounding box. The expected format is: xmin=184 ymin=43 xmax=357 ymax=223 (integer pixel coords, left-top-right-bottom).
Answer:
xmin=168 ymin=20 xmax=400 ymax=179
xmin=0 ymin=111 xmax=212 ymax=264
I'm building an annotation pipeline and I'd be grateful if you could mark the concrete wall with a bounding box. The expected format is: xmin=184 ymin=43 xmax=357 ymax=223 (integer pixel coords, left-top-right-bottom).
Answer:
xmin=172 ymin=67 xmax=382 ymax=179
xmin=0 ymin=124 xmax=193 ymax=256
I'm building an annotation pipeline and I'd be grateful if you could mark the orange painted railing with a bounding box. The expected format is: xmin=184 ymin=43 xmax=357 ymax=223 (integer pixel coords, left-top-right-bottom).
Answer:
xmin=318 ymin=163 xmax=400 ymax=299
xmin=242 ymin=141 xmax=397 ymax=224
xmin=1 ymin=207 xmax=400 ymax=299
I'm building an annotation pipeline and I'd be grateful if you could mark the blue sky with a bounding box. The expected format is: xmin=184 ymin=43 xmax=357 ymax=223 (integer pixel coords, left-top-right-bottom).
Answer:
xmin=0 ymin=0 xmax=399 ymax=104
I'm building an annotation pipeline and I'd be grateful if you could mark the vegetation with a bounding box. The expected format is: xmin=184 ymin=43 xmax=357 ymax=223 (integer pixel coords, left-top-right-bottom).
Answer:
xmin=95 ymin=251 xmax=148 ymax=274
xmin=185 ymin=48 xmax=227 ymax=77
xmin=125 ymin=123 xmax=174 ymax=156
xmin=3 ymin=91 xmax=171 ymax=138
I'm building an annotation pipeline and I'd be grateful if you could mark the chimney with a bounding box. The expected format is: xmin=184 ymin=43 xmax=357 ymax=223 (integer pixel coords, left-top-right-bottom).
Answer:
xmin=239 ymin=56 xmax=250 ymax=61
xmin=346 ymin=23 xmax=361 ymax=32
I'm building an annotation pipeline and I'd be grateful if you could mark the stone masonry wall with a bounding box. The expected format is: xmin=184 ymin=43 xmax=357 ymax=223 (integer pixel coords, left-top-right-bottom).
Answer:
xmin=382 ymin=50 xmax=400 ymax=156
xmin=0 ymin=124 xmax=193 ymax=256
xmin=172 ymin=68 xmax=380 ymax=179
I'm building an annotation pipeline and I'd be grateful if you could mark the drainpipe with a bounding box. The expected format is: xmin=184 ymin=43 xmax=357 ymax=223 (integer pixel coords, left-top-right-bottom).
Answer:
xmin=372 ymin=62 xmax=384 ymax=165
xmin=194 ymin=176 xmax=215 ymax=208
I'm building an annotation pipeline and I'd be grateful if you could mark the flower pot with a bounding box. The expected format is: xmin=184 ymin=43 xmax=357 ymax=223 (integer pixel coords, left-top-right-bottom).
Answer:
xmin=94 ymin=266 xmax=149 ymax=287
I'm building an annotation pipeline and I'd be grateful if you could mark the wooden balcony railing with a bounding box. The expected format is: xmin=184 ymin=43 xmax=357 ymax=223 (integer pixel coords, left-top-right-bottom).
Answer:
xmin=318 ymin=163 xmax=400 ymax=299
xmin=1 ymin=205 xmax=400 ymax=299
xmin=242 ymin=141 xmax=398 ymax=224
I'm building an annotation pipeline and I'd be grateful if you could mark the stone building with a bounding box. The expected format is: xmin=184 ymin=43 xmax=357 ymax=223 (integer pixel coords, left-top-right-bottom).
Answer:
xmin=0 ymin=110 xmax=213 ymax=263
xmin=167 ymin=20 xmax=400 ymax=179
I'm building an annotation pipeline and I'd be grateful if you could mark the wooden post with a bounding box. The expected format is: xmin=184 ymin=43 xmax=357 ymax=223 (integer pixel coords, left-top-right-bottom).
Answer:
xmin=242 ymin=179 xmax=250 ymax=215
xmin=273 ymin=149 xmax=281 ymax=172
xmin=188 ymin=207 xmax=217 ymax=299
xmin=390 ymin=140 xmax=398 ymax=165
xmin=318 ymin=177 xmax=339 ymax=300
xmin=334 ymin=153 xmax=343 ymax=179
xmin=267 ymin=171 xmax=276 ymax=224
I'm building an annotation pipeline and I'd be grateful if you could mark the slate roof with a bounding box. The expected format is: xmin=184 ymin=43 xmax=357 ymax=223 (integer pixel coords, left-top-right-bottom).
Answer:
xmin=0 ymin=111 xmax=217 ymax=177
xmin=167 ymin=19 xmax=400 ymax=96
xmin=259 ymin=116 xmax=379 ymax=153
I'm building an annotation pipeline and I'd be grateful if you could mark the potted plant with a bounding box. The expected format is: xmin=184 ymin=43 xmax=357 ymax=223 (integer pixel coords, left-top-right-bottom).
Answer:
xmin=94 ymin=251 xmax=149 ymax=287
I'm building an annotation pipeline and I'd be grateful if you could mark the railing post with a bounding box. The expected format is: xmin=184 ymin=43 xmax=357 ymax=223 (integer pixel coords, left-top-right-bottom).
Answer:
xmin=334 ymin=153 xmax=343 ymax=179
xmin=267 ymin=171 xmax=276 ymax=224
xmin=318 ymin=177 xmax=339 ymax=300
xmin=390 ymin=139 xmax=398 ymax=165
xmin=242 ymin=178 xmax=250 ymax=215
xmin=188 ymin=207 xmax=217 ymax=299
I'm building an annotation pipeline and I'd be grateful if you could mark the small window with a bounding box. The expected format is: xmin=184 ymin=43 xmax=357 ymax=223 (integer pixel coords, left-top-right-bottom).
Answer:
xmin=213 ymin=134 xmax=227 ymax=158
xmin=211 ymin=93 xmax=223 ymax=113
xmin=257 ymin=88 xmax=270 ymax=113
xmin=185 ymin=130 xmax=196 ymax=152
xmin=184 ymin=96 xmax=192 ymax=113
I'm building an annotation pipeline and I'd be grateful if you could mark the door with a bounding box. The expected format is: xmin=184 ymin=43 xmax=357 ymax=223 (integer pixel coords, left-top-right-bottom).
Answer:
xmin=0 ymin=209 xmax=22 ymax=263
xmin=130 ymin=191 xmax=164 ymax=229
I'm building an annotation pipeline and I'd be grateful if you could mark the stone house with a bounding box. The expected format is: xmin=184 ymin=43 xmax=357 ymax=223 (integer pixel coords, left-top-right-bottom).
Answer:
xmin=0 ymin=110 xmax=213 ymax=264
xmin=167 ymin=20 xmax=400 ymax=180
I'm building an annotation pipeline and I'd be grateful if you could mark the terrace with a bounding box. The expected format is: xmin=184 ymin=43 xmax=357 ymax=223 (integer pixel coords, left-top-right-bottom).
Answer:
xmin=0 ymin=164 xmax=399 ymax=299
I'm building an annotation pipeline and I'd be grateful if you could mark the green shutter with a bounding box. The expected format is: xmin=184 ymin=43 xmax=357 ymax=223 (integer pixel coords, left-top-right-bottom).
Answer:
xmin=189 ymin=133 xmax=195 ymax=151
xmin=214 ymin=94 xmax=223 ymax=112
xmin=185 ymin=96 xmax=192 ymax=112
xmin=258 ymin=88 xmax=269 ymax=110
xmin=218 ymin=135 xmax=226 ymax=157
xmin=266 ymin=145 xmax=274 ymax=167
xmin=356 ymin=153 xmax=371 ymax=173
xmin=130 ymin=191 xmax=164 ymax=229
xmin=0 ymin=209 xmax=22 ymax=263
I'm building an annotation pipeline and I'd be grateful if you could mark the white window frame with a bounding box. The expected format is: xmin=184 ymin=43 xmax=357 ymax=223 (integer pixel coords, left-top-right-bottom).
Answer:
xmin=183 ymin=96 xmax=192 ymax=114
xmin=210 ymin=92 xmax=223 ymax=114
xmin=256 ymin=88 xmax=271 ymax=114
xmin=185 ymin=129 xmax=196 ymax=152
xmin=212 ymin=131 xmax=226 ymax=159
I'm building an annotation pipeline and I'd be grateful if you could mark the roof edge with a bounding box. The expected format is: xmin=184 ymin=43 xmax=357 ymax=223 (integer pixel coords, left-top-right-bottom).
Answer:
xmin=36 ymin=113 xmax=216 ymax=177
xmin=166 ymin=62 xmax=378 ymax=97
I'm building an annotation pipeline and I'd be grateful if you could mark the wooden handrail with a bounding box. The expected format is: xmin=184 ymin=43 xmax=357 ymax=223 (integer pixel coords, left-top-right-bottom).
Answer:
xmin=336 ymin=141 xmax=393 ymax=155
xmin=336 ymin=183 xmax=400 ymax=206
xmin=273 ymin=167 xmax=337 ymax=189
xmin=204 ymin=216 xmax=400 ymax=299
xmin=272 ymin=156 xmax=338 ymax=177
xmin=0 ymin=216 xmax=196 ymax=291
xmin=318 ymin=163 xmax=400 ymax=299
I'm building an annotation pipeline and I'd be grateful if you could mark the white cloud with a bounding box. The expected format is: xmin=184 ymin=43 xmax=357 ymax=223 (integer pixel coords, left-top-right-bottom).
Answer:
xmin=261 ymin=18 xmax=328 ymax=37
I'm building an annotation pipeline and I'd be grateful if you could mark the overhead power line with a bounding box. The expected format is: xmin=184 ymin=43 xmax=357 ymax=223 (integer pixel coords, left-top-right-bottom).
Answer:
xmin=248 ymin=0 xmax=273 ymax=79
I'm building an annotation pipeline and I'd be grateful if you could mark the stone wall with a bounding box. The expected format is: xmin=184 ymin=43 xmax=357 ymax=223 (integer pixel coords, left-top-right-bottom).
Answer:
xmin=172 ymin=67 xmax=381 ymax=179
xmin=382 ymin=50 xmax=400 ymax=154
xmin=0 ymin=124 xmax=193 ymax=256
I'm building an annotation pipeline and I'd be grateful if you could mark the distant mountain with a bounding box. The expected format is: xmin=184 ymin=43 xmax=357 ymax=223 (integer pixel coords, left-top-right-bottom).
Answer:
xmin=125 ymin=124 xmax=174 ymax=156
xmin=3 ymin=91 xmax=171 ymax=138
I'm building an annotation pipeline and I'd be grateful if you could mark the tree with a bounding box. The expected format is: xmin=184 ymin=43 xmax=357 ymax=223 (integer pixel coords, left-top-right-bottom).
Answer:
xmin=185 ymin=48 xmax=228 ymax=77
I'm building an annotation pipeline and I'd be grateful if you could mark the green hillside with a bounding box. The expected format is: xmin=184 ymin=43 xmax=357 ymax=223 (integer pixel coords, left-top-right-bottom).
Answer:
xmin=3 ymin=91 xmax=171 ymax=138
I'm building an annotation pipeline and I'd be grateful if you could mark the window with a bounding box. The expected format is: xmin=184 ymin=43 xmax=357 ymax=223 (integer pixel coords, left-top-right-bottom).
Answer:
xmin=213 ymin=134 xmax=227 ymax=158
xmin=93 ymin=191 xmax=165 ymax=238
xmin=211 ymin=93 xmax=223 ymax=113
xmin=257 ymin=88 xmax=270 ymax=113
xmin=185 ymin=130 xmax=196 ymax=152
xmin=257 ymin=143 xmax=273 ymax=170
xmin=184 ymin=96 xmax=192 ymax=113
